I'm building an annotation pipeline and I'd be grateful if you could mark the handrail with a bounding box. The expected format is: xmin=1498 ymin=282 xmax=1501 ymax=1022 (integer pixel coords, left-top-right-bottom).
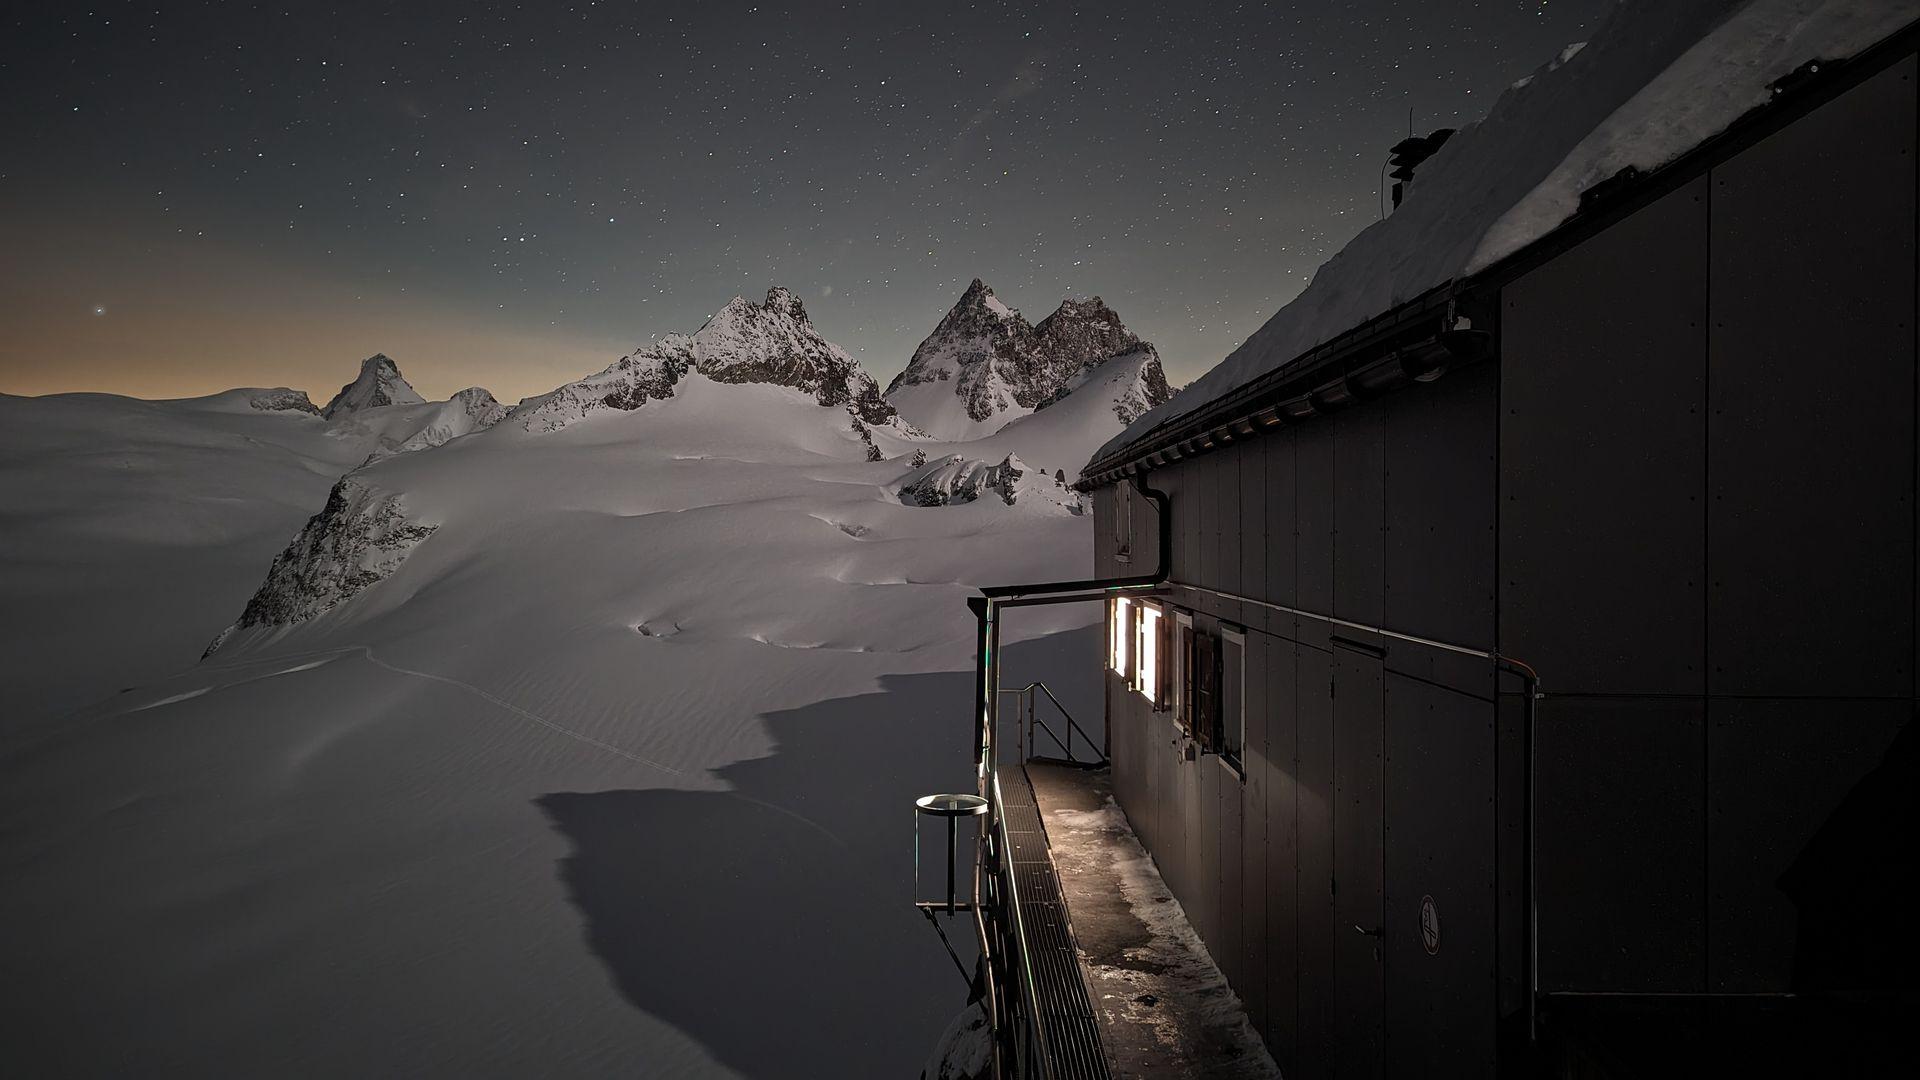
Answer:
xmin=999 ymin=681 xmax=1107 ymax=767
xmin=1032 ymin=681 xmax=1105 ymax=766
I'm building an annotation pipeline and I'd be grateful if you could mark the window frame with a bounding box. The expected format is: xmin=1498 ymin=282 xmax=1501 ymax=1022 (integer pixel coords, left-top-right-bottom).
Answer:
xmin=1192 ymin=624 xmax=1218 ymax=754
xmin=1171 ymin=610 xmax=1194 ymax=732
xmin=1219 ymin=624 xmax=1247 ymax=775
xmin=1134 ymin=601 xmax=1162 ymax=702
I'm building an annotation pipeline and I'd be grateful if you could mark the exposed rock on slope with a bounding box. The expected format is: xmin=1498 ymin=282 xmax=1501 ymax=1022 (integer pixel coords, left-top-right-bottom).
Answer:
xmin=1030 ymin=297 xmax=1143 ymax=390
xmin=1035 ymin=343 xmax=1173 ymax=425
xmin=695 ymin=287 xmax=896 ymax=424
xmin=512 ymin=339 xmax=695 ymax=432
xmin=205 ymin=476 xmax=434 ymax=653
xmin=323 ymin=354 xmax=426 ymax=418
xmin=512 ymin=287 xmax=898 ymax=432
xmin=885 ymin=280 xmax=1171 ymax=439
xmin=898 ymin=452 xmax=1083 ymax=513
xmin=246 ymin=388 xmax=322 ymax=415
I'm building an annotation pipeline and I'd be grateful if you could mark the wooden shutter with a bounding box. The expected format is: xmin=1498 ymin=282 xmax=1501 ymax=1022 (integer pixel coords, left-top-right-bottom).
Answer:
xmin=1195 ymin=629 xmax=1218 ymax=751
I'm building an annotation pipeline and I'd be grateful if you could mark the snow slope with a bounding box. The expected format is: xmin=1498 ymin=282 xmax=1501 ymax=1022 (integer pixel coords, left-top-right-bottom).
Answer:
xmin=965 ymin=347 xmax=1179 ymax=475
xmin=0 ymin=342 xmax=1115 ymax=1074
xmin=1100 ymin=0 xmax=1918 ymax=462
xmin=0 ymin=388 xmax=375 ymax=725
xmin=0 ymin=365 xmax=507 ymax=728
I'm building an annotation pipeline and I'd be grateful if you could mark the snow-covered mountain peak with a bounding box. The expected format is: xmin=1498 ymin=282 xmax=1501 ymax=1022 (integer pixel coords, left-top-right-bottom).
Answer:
xmin=684 ymin=285 xmax=895 ymax=424
xmin=1038 ymin=295 xmax=1120 ymax=331
xmin=761 ymin=285 xmax=807 ymax=319
xmin=951 ymin=278 xmax=1019 ymax=322
xmin=449 ymin=386 xmax=505 ymax=416
xmin=888 ymin=280 xmax=1028 ymax=391
xmin=510 ymin=288 xmax=896 ymax=432
xmin=322 ymin=354 xmax=426 ymax=419
xmin=1031 ymin=295 xmax=1141 ymax=387
xmin=885 ymin=282 xmax=1166 ymax=442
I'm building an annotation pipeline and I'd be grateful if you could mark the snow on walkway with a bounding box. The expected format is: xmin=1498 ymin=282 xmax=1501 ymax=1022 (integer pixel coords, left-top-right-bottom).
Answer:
xmin=1030 ymin=764 xmax=1279 ymax=1079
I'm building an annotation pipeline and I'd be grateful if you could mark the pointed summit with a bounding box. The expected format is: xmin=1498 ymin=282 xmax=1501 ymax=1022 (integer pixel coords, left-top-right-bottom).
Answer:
xmin=762 ymin=285 xmax=807 ymax=320
xmin=883 ymin=280 xmax=1035 ymax=440
xmin=951 ymin=278 xmax=1018 ymax=319
xmin=323 ymin=354 xmax=425 ymax=419
xmin=690 ymin=286 xmax=893 ymax=423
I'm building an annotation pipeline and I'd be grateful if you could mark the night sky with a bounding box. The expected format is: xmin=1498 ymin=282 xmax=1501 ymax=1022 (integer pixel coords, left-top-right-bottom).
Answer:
xmin=1 ymin=1 xmax=1611 ymax=402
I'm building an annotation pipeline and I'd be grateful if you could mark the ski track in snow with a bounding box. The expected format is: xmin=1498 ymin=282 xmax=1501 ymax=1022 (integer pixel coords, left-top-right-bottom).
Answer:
xmin=126 ymin=686 xmax=210 ymax=712
xmin=192 ymin=643 xmax=683 ymax=775
xmin=187 ymin=641 xmax=851 ymax=844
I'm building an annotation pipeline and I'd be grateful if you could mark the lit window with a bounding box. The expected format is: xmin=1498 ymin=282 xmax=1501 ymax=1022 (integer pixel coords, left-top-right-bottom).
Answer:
xmin=1110 ymin=598 xmax=1131 ymax=675
xmin=1136 ymin=604 xmax=1161 ymax=700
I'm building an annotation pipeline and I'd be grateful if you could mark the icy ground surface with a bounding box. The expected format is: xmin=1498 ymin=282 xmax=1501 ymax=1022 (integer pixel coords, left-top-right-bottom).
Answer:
xmin=1031 ymin=765 xmax=1279 ymax=1079
xmin=0 ymin=361 xmax=1123 ymax=1075
xmin=1100 ymin=0 xmax=1917 ymax=462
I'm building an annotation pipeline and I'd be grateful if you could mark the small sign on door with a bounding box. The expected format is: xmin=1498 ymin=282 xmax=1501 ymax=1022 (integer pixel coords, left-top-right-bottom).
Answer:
xmin=1420 ymin=894 xmax=1441 ymax=955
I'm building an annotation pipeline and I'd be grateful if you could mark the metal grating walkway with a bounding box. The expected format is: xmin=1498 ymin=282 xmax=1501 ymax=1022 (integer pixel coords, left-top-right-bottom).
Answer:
xmin=999 ymin=762 xmax=1113 ymax=1080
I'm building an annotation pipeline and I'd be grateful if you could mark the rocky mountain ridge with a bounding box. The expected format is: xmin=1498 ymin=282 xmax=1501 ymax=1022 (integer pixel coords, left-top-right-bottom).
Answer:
xmin=884 ymin=280 xmax=1172 ymax=439
xmin=204 ymin=281 xmax=1157 ymax=641
xmin=511 ymin=287 xmax=898 ymax=433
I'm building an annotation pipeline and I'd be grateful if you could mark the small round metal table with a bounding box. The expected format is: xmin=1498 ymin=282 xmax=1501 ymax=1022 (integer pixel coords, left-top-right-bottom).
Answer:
xmin=915 ymin=793 xmax=989 ymax=914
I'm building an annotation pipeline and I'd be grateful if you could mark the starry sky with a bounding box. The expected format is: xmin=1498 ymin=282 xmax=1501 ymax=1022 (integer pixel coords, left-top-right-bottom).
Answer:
xmin=0 ymin=0 xmax=1612 ymax=403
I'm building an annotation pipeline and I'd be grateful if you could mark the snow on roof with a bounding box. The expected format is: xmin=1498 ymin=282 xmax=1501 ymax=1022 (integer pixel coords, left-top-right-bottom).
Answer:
xmin=1095 ymin=0 xmax=1916 ymax=467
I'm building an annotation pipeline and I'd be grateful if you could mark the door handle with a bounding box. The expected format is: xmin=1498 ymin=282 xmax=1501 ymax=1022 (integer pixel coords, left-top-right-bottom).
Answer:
xmin=1353 ymin=924 xmax=1382 ymax=937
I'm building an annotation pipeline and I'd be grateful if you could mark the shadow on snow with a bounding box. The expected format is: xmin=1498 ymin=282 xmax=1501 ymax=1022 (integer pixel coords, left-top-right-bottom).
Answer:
xmin=536 ymin=623 xmax=1100 ymax=1076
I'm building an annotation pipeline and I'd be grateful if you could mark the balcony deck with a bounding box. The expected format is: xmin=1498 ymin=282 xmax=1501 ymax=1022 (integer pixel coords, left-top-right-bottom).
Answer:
xmin=1023 ymin=762 xmax=1279 ymax=1080
xmin=995 ymin=759 xmax=1111 ymax=1079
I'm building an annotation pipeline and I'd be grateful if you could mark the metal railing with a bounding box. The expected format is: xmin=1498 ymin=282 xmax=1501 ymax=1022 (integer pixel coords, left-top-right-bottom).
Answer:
xmin=998 ymin=682 xmax=1107 ymax=768
xmin=982 ymin=771 xmax=1047 ymax=1076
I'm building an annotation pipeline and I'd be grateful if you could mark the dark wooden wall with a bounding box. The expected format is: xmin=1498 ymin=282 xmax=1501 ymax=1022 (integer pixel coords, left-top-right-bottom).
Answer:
xmin=1092 ymin=44 xmax=1918 ymax=1077
xmin=1504 ymin=52 xmax=1917 ymax=999
xmin=1096 ymin=360 xmax=1503 ymax=1077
